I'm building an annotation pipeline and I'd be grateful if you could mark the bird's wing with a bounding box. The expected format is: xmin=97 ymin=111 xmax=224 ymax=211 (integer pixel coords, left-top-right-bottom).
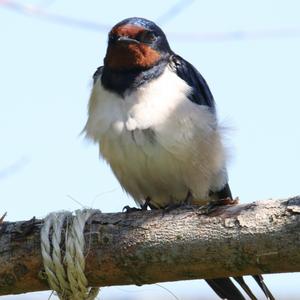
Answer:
xmin=171 ymin=54 xmax=275 ymax=300
xmin=87 ymin=66 xmax=104 ymax=117
xmin=170 ymin=54 xmax=216 ymax=110
xmin=210 ymin=182 xmax=233 ymax=199
xmin=93 ymin=66 xmax=104 ymax=85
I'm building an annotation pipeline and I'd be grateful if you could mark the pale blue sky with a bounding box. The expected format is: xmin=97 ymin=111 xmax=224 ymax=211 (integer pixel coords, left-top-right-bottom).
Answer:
xmin=1 ymin=0 xmax=300 ymax=299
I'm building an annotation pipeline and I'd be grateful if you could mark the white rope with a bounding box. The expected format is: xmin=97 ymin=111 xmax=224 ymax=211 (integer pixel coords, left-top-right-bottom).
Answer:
xmin=41 ymin=209 xmax=101 ymax=300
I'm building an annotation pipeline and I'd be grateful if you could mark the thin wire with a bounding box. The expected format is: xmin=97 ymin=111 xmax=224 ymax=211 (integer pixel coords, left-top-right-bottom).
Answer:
xmin=155 ymin=283 xmax=180 ymax=300
xmin=168 ymin=27 xmax=300 ymax=42
xmin=0 ymin=156 xmax=30 ymax=180
xmin=38 ymin=0 xmax=56 ymax=8
xmin=47 ymin=290 xmax=54 ymax=300
xmin=0 ymin=0 xmax=110 ymax=31
xmin=155 ymin=0 xmax=195 ymax=25
xmin=1 ymin=0 xmax=300 ymax=42
xmin=66 ymin=195 xmax=86 ymax=209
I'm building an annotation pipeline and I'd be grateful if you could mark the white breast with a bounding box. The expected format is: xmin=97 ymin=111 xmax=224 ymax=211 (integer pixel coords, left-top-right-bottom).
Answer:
xmin=84 ymin=66 xmax=227 ymax=208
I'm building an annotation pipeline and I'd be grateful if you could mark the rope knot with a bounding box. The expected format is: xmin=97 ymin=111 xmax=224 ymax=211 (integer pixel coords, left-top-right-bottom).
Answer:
xmin=41 ymin=209 xmax=101 ymax=300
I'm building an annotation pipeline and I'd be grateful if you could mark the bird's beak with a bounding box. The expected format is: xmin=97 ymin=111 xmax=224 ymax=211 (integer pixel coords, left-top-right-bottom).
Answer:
xmin=117 ymin=36 xmax=140 ymax=44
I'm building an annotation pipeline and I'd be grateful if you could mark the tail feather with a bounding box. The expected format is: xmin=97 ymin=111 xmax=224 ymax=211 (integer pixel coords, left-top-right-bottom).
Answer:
xmin=234 ymin=277 xmax=258 ymax=300
xmin=206 ymin=276 xmax=275 ymax=300
xmin=205 ymin=278 xmax=246 ymax=300
xmin=207 ymin=185 xmax=275 ymax=299
xmin=253 ymin=275 xmax=275 ymax=300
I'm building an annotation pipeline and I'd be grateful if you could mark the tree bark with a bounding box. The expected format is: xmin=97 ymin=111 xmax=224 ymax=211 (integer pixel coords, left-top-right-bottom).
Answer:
xmin=1 ymin=197 xmax=300 ymax=296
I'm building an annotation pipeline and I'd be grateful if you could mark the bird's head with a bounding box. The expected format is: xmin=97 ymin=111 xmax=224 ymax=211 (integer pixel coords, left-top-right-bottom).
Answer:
xmin=104 ymin=17 xmax=172 ymax=71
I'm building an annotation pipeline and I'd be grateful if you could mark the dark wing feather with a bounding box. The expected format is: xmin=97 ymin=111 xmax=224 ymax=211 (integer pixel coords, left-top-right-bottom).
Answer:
xmin=170 ymin=54 xmax=216 ymax=110
xmin=171 ymin=55 xmax=275 ymax=300
xmin=171 ymin=54 xmax=232 ymax=199
xmin=93 ymin=66 xmax=103 ymax=85
xmin=210 ymin=183 xmax=233 ymax=200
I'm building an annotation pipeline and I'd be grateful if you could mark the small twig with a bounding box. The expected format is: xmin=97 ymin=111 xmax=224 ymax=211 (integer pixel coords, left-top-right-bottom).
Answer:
xmin=0 ymin=212 xmax=7 ymax=224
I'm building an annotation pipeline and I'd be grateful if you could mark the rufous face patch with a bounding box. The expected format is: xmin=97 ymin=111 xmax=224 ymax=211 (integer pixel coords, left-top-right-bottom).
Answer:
xmin=105 ymin=25 xmax=161 ymax=70
xmin=111 ymin=24 xmax=145 ymax=39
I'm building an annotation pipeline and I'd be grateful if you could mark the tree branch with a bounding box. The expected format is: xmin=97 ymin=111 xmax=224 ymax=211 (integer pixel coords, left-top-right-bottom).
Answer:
xmin=1 ymin=197 xmax=300 ymax=296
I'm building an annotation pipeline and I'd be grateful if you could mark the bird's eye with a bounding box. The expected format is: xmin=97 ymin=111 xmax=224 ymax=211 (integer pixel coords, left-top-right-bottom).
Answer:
xmin=137 ymin=31 xmax=156 ymax=43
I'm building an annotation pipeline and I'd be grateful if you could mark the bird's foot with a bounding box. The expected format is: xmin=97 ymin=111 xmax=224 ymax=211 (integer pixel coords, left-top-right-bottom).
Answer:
xmin=122 ymin=197 xmax=152 ymax=213
xmin=163 ymin=202 xmax=196 ymax=214
xmin=198 ymin=197 xmax=240 ymax=215
xmin=122 ymin=205 xmax=142 ymax=213
xmin=162 ymin=192 xmax=196 ymax=213
xmin=164 ymin=203 xmax=182 ymax=212
xmin=215 ymin=196 xmax=240 ymax=206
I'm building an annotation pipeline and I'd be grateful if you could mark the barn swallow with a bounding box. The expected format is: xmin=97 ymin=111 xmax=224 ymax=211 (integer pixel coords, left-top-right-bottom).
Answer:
xmin=84 ymin=17 xmax=275 ymax=300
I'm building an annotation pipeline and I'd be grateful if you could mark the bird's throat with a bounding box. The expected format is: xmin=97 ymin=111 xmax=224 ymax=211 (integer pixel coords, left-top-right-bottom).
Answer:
xmin=101 ymin=60 xmax=168 ymax=96
xmin=104 ymin=43 xmax=161 ymax=71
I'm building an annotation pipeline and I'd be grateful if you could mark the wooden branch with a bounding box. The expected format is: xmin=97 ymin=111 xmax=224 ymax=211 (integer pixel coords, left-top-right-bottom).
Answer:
xmin=1 ymin=197 xmax=300 ymax=296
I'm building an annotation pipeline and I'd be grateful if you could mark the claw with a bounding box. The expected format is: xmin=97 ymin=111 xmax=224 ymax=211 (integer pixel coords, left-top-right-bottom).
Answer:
xmin=122 ymin=205 xmax=142 ymax=213
xmin=204 ymin=197 xmax=240 ymax=211
xmin=164 ymin=203 xmax=182 ymax=212
xmin=140 ymin=198 xmax=151 ymax=210
xmin=215 ymin=196 xmax=240 ymax=206
xmin=123 ymin=197 xmax=152 ymax=213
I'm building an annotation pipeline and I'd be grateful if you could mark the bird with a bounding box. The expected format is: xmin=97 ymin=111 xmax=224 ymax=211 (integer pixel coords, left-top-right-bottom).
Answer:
xmin=84 ymin=17 xmax=275 ymax=300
